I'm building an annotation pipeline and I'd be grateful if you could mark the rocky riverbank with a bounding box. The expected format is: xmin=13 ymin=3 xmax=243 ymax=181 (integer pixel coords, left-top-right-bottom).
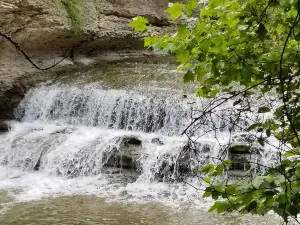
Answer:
xmin=0 ymin=0 xmax=177 ymax=119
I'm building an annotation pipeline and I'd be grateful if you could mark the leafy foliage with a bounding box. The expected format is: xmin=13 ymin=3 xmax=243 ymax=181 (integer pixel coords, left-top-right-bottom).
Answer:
xmin=130 ymin=16 xmax=150 ymax=32
xmin=203 ymin=157 xmax=300 ymax=222
xmin=131 ymin=0 xmax=300 ymax=223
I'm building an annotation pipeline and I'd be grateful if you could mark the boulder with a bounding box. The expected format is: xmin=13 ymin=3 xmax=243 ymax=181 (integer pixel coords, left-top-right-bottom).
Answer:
xmin=155 ymin=144 xmax=199 ymax=181
xmin=201 ymin=144 xmax=211 ymax=153
xmin=103 ymin=136 xmax=143 ymax=169
xmin=227 ymin=133 xmax=264 ymax=172
xmin=227 ymin=133 xmax=264 ymax=154
xmin=0 ymin=120 xmax=9 ymax=132
xmin=122 ymin=136 xmax=142 ymax=146
xmin=151 ymin=137 xmax=164 ymax=146
xmin=228 ymin=145 xmax=251 ymax=154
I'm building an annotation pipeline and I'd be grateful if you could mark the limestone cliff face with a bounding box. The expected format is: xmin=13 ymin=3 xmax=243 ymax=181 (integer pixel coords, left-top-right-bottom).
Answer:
xmin=0 ymin=0 xmax=174 ymax=119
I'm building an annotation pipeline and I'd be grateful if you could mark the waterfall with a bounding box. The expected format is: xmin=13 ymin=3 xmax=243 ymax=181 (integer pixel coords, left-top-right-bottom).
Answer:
xmin=15 ymin=84 xmax=195 ymax=136
xmin=0 ymin=82 xmax=279 ymax=204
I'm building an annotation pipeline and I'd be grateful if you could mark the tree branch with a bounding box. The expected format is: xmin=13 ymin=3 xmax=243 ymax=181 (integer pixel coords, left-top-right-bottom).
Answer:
xmin=0 ymin=31 xmax=69 ymax=71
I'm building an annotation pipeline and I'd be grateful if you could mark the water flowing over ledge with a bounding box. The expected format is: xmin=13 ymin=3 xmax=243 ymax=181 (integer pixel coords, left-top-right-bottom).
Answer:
xmin=0 ymin=81 xmax=279 ymax=205
xmin=15 ymin=84 xmax=194 ymax=136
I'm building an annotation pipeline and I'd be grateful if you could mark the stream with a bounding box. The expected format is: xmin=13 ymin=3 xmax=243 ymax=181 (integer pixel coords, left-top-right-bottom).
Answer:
xmin=0 ymin=60 xmax=281 ymax=224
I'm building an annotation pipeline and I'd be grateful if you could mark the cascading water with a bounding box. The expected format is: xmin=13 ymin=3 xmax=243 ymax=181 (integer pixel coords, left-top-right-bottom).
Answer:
xmin=1 ymin=83 xmax=221 ymax=179
xmin=0 ymin=79 xmax=279 ymax=209
xmin=15 ymin=84 xmax=194 ymax=136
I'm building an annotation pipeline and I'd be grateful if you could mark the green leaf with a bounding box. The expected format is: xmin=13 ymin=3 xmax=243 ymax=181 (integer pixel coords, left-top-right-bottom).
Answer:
xmin=184 ymin=71 xmax=194 ymax=83
xmin=223 ymin=160 xmax=232 ymax=167
xmin=195 ymin=64 xmax=208 ymax=82
xmin=274 ymin=108 xmax=283 ymax=118
xmin=258 ymin=106 xmax=271 ymax=113
xmin=202 ymin=191 xmax=211 ymax=198
xmin=176 ymin=50 xmax=190 ymax=64
xmin=243 ymin=192 xmax=256 ymax=205
xmin=252 ymin=176 xmax=266 ymax=189
xmin=202 ymin=164 xmax=214 ymax=174
xmin=165 ymin=3 xmax=186 ymax=20
xmin=164 ymin=43 xmax=177 ymax=52
xmin=284 ymin=150 xmax=298 ymax=158
xmin=212 ymin=164 xmax=224 ymax=176
xmin=295 ymin=167 xmax=300 ymax=177
xmin=209 ymin=201 xmax=228 ymax=213
xmin=227 ymin=18 xmax=239 ymax=28
xmin=276 ymin=193 xmax=286 ymax=204
xmin=259 ymin=180 xmax=276 ymax=189
xmin=186 ymin=0 xmax=198 ymax=16
xmin=245 ymin=201 xmax=258 ymax=213
xmin=208 ymin=88 xmax=219 ymax=98
xmin=144 ymin=37 xmax=153 ymax=47
xmin=151 ymin=43 xmax=162 ymax=51
xmin=203 ymin=177 xmax=211 ymax=183
xmin=266 ymin=129 xmax=271 ymax=137
xmin=247 ymin=123 xmax=259 ymax=131
xmin=197 ymin=23 xmax=206 ymax=33
xmin=177 ymin=25 xmax=190 ymax=38
xmin=233 ymin=99 xmax=243 ymax=106
xmin=144 ymin=37 xmax=160 ymax=48
xmin=225 ymin=185 xmax=237 ymax=195
xmin=130 ymin=16 xmax=149 ymax=32
xmin=257 ymin=136 xmax=264 ymax=146
xmin=211 ymin=190 xmax=222 ymax=200
xmin=263 ymin=190 xmax=276 ymax=197
xmin=256 ymin=24 xmax=268 ymax=40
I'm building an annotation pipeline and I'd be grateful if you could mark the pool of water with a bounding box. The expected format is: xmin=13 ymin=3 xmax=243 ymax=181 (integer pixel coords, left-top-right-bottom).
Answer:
xmin=0 ymin=193 xmax=281 ymax=225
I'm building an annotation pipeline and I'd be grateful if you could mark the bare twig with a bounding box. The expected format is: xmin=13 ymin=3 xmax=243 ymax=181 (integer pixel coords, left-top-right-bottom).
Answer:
xmin=0 ymin=31 xmax=70 ymax=71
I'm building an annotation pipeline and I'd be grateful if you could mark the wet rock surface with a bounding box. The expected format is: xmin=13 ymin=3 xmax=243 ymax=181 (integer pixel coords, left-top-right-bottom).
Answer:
xmin=227 ymin=133 xmax=264 ymax=172
xmin=151 ymin=137 xmax=164 ymax=146
xmin=95 ymin=136 xmax=144 ymax=183
xmin=0 ymin=120 xmax=9 ymax=132
xmin=104 ymin=136 xmax=143 ymax=169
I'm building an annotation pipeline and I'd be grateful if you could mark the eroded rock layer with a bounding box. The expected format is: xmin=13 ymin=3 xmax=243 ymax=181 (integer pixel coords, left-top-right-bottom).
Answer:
xmin=0 ymin=0 xmax=176 ymax=118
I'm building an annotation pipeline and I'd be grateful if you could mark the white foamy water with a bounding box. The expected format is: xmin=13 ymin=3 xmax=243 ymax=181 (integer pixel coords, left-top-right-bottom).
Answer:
xmin=15 ymin=84 xmax=195 ymax=136
xmin=0 ymin=83 xmax=279 ymax=207
xmin=0 ymin=121 xmax=212 ymax=205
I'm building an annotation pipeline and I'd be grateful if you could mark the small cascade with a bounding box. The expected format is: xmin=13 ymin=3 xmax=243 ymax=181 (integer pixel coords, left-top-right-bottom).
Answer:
xmin=0 ymin=122 xmax=221 ymax=181
xmin=15 ymin=84 xmax=197 ymax=136
xmin=0 ymin=82 xmax=279 ymax=203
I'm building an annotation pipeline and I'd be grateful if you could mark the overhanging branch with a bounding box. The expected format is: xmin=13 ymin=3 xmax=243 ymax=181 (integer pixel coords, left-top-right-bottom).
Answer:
xmin=0 ymin=31 xmax=69 ymax=71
